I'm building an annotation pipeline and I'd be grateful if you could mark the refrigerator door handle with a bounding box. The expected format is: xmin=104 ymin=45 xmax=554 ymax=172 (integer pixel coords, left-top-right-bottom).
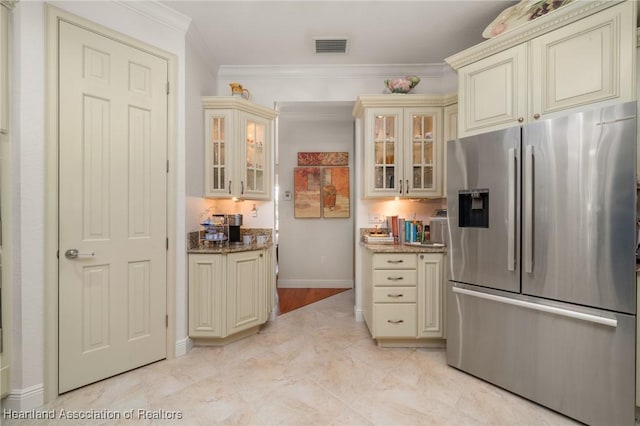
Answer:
xmin=524 ymin=145 xmax=534 ymax=274
xmin=452 ymin=287 xmax=617 ymax=328
xmin=507 ymin=148 xmax=517 ymax=271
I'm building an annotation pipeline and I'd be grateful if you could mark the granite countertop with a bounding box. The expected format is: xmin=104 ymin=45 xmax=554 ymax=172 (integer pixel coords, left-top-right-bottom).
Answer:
xmin=360 ymin=242 xmax=447 ymax=254
xmin=188 ymin=242 xmax=273 ymax=254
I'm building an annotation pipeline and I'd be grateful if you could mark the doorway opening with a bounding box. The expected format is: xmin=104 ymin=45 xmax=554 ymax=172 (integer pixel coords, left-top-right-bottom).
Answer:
xmin=274 ymin=101 xmax=355 ymax=313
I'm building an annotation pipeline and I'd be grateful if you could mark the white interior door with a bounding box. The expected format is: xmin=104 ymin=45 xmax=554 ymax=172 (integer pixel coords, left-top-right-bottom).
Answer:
xmin=58 ymin=20 xmax=168 ymax=393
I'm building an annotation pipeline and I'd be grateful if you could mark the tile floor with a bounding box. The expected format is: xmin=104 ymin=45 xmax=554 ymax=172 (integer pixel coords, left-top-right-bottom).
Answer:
xmin=4 ymin=289 xmax=578 ymax=425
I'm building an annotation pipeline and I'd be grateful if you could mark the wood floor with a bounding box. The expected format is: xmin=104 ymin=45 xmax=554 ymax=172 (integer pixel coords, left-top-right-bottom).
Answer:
xmin=277 ymin=287 xmax=350 ymax=315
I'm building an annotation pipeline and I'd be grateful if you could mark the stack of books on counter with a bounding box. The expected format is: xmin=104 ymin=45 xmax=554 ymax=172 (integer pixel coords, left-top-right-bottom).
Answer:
xmin=387 ymin=215 xmax=424 ymax=244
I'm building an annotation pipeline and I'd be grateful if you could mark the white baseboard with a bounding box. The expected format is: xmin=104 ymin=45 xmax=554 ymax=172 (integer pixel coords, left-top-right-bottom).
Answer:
xmin=175 ymin=337 xmax=194 ymax=357
xmin=1 ymin=384 xmax=44 ymax=411
xmin=277 ymin=279 xmax=353 ymax=289
xmin=354 ymin=307 xmax=364 ymax=322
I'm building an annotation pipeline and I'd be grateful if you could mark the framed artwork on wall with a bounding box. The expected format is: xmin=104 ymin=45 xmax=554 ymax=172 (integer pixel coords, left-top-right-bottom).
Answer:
xmin=294 ymin=167 xmax=321 ymax=218
xmin=322 ymin=167 xmax=350 ymax=218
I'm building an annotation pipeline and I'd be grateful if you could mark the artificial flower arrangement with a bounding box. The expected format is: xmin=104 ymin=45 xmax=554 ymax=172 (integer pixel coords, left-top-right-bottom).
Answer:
xmin=384 ymin=76 xmax=420 ymax=93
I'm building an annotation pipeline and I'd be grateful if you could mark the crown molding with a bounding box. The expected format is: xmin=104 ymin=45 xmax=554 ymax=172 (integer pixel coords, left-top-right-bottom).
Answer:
xmin=201 ymin=96 xmax=278 ymax=119
xmin=352 ymin=93 xmax=456 ymax=117
xmin=217 ymin=63 xmax=452 ymax=80
xmin=115 ymin=0 xmax=191 ymax=34
xmin=446 ymin=0 xmax=624 ymax=70
xmin=277 ymin=102 xmax=354 ymax=123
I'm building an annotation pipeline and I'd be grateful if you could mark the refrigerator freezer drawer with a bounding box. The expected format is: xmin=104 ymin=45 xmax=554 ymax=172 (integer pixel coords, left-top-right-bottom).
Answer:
xmin=447 ymin=282 xmax=635 ymax=426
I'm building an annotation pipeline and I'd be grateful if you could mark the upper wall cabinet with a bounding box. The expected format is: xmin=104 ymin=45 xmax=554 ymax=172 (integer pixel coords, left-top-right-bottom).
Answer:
xmin=354 ymin=95 xmax=454 ymax=199
xmin=446 ymin=0 xmax=636 ymax=138
xmin=202 ymin=97 xmax=278 ymax=200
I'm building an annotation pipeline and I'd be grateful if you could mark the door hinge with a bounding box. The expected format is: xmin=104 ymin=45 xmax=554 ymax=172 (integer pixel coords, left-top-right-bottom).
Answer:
xmin=0 ymin=327 xmax=3 ymax=353
xmin=56 ymin=250 xmax=59 ymax=259
xmin=165 ymin=315 xmax=168 ymax=328
xmin=166 ymin=82 xmax=170 ymax=95
xmin=166 ymin=160 xmax=169 ymax=173
xmin=166 ymin=238 xmax=169 ymax=250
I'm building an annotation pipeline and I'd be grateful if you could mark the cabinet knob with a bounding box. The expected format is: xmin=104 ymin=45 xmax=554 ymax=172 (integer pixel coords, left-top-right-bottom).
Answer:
xmin=533 ymin=113 xmax=540 ymax=120
xmin=259 ymin=253 xmax=263 ymax=257
xmin=420 ymin=254 xmax=424 ymax=260
xmin=517 ymin=117 xmax=524 ymax=123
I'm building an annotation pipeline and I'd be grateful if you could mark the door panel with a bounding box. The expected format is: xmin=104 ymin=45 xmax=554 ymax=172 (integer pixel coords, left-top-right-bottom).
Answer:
xmin=522 ymin=102 xmax=636 ymax=314
xmin=446 ymin=127 xmax=520 ymax=293
xmin=227 ymin=251 xmax=263 ymax=335
xmin=59 ymin=21 xmax=168 ymax=393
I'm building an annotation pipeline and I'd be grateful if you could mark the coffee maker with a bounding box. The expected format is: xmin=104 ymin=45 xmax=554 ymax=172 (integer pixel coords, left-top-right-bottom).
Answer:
xmin=226 ymin=214 xmax=243 ymax=244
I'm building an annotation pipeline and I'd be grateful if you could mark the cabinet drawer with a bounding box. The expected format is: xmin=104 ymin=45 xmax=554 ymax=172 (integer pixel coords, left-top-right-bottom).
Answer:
xmin=373 ymin=253 xmax=416 ymax=269
xmin=373 ymin=287 xmax=417 ymax=303
xmin=374 ymin=269 xmax=417 ymax=286
xmin=373 ymin=304 xmax=417 ymax=337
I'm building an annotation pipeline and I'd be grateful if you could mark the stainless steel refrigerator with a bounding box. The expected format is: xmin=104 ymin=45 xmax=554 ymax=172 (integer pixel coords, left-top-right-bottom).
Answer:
xmin=446 ymin=102 xmax=636 ymax=425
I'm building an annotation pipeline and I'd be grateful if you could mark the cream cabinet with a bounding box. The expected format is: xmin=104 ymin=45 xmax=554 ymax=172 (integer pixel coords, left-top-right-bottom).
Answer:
xmin=456 ymin=44 xmax=528 ymax=137
xmin=202 ymin=97 xmax=277 ymax=200
xmin=449 ymin=1 xmax=636 ymax=138
xmin=442 ymin=102 xmax=457 ymax=198
xmin=362 ymin=249 xmax=445 ymax=347
xmin=189 ymin=250 xmax=267 ymax=343
xmin=354 ymin=95 xmax=447 ymax=199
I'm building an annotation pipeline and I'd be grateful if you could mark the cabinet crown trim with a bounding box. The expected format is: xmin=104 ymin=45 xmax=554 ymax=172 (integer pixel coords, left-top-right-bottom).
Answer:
xmin=446 ymin=0 xmax=626 ymax=70
xmin=352 ymin=93 xmax=457 ymax=117
xmin=202 ymin=96 xmax=278 ymax=119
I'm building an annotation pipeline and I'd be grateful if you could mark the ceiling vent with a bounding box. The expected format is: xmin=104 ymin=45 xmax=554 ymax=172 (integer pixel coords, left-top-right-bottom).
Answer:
xmin=314 ymin=38 xmax=348 ymax=54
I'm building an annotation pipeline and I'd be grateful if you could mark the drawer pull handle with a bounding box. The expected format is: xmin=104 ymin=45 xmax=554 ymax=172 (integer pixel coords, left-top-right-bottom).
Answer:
xmin=387 ymin=293 xmax=404 ymax=298
xmin=387 ymin=276 xmax=404 ymax=281
xmin=387 ymin=319 xmax=404 ymax=324
xmin=387 ymin=260 xmax=404 ymax=264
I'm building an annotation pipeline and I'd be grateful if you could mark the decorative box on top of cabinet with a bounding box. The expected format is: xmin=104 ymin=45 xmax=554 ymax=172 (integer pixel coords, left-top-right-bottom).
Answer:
xmin=202 ymin=96 xmax=278 ymax=200
xmin=446 ymin=0 xmax=636 ymax=138
xmin=353 ymin=95 xmax=447 ymax=199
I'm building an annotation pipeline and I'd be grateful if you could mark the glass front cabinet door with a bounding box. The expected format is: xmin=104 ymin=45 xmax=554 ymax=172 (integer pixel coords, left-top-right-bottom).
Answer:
xmin=364 ymin=106 xmax=442 ymax=198
xmin=203 ymin=97 xmax=277 ymax=200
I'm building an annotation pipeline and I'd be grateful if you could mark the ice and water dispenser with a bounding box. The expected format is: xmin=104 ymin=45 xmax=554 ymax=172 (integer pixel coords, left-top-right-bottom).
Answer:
xmin=458 ymin=189 xmax=489 ymax=228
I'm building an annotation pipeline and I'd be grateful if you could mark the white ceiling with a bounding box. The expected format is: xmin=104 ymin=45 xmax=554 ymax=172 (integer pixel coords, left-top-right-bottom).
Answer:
xmin=163 ymin=0 xmax=517 ymax=70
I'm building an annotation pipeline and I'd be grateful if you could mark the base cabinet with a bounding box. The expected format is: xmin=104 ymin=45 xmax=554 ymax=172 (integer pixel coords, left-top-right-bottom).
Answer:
xmin=189 ymin=250 xmax=267 ymax=343
xmin=363 ymin=249 xmax=444 ymax=347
